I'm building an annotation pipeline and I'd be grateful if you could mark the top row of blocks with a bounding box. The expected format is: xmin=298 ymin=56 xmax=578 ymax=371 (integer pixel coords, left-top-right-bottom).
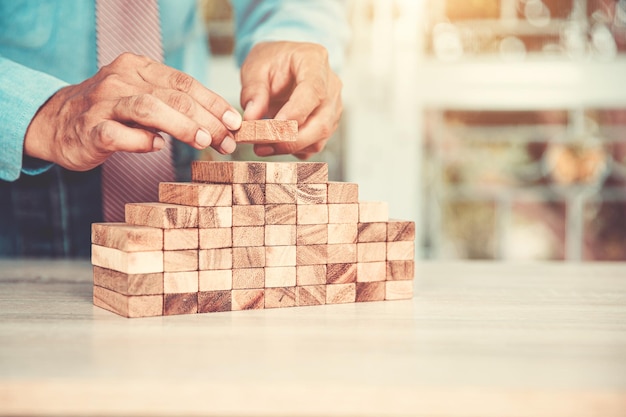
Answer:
xmin=191 ymin=161 xmax=328 ymax=185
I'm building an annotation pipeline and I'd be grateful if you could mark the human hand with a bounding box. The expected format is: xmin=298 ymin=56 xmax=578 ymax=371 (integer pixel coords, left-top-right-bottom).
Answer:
xmin=24 ymin=53 xmax=242 ymax=171
xmin=240 ymin=42 xmax=343 ymax=160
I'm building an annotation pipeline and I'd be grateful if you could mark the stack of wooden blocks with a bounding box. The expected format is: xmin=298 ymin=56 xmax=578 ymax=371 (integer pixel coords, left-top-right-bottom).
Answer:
xmin=91 ymin=160 xmax=415 ymax=318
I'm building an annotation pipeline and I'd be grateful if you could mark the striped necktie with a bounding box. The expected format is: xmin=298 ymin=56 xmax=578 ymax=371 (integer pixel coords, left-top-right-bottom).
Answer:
xmin=96 ymin=0 xmax=175 ymax=222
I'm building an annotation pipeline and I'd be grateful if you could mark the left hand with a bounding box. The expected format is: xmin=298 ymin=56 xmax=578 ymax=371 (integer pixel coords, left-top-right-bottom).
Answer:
xmin=240 ymin=41 xmax=343 ymax=160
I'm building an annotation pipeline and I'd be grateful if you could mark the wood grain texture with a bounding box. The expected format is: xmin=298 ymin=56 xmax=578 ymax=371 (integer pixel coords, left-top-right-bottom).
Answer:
xmin=326 ymin=283 xmax=356 ymax=304
xmin=266 ymin=162 xmax=297 ymax=183
xmin=387 ymin=241 xmax=415 ymax=261
xmin=357 ymin=223 xmax=387 ymax=243
xmin=232 ymin=205 xmax=265 ymax=226
xmin=357 ymin=242 xmax=387 ymax=263
xmin=296 ymin=184 xmax=327 ymax=205
xmin=163 ymin=250 xmax=198 ymax=272
xmin=265 ymin=245 xmax=297 ymax=267
xmin=265 ymin=287 xmax=296 ymax=309
xmin=163 ymin=228 xmax=198 ymax=250
xmin=232 ymin=246 xmax=266 ymax=268
xmin=232 ymin=268 xmax=265 ymax=289
xmin=231 ymin=289 xmax=264 ymax=311
xmin=356 ymin=261 xmax=387 ymax=282
xmin=327 ymin=182 xmax=359 ymax=203
xmin=265 ymin=204 xmax=297 ymax=225
xmin=91 ymin=223 xmax=163 ymax=252
xmin=93 ymin=286 xmax=163 ymax=318
xmin=328 ymin=204 xmax=359 ymax=224
xmin=91 ymin=245 xmax=163 ymax=274
xmin=327 ymin=223 xmax=358 ymax=244
xmin=163 ymin=292 xmax=198 ymax=316
xmin=296 ymin=265 xmax=327 ymax=286
xmin=386 ymin=220 xmax=416 ymax=242
xmin=163 ymin=271 xmax=199 ymax=293
xmin=198 ymin=269 xmax=232 ymax=291
xmin=192 ymin=161 xmax=266 ymax=184
xmin=387 ymin=260 xmax=415 ymax=281
xmin=265 ymin=225 xmax=296 ymax=246
xmin=326 ymin=244 xmax=357 ymax=264
xmin=197 ymin=290 xmax=232 ymax=313
xmin=265 ymin=184 xmax=297 ymax=204
xmin=385 ymin=280 xmax=413 ymax=300
xmin=198 ymin=228 xmax=232 ymax=249
xmin=296 ymin=205 xmax=328 ymax=225
xmin=265 ymin=266 xmax=297 ymax=287
xmin=296 ymin=224 xmax=328 ymax=245
xmin=198 ymin=207 xmax=232 ymax=228
xmin=296 ymin=162 xmax=328 ymax=184
xmin=358 ymin=201 xmax=389 ymax=223
xmin=233 ymin=120 xmax=297 ymax=144
xmin=158 ymin=182 xmax=232 ymax=207
xmin=233 ymin=184 xmax=266 ymax=205
xmin=326 ymin=263 xmax=357 ymax=284
xmin=296 ymin=285 xmax=326 ymax=306
xmin=232 ymin=226 xmax=265 ymax=247
xmin=356 ymin=282 xmax=385 ymax=303
xmin=296 ymin=244 xmax=328 ymax=266
xmin=125 ymin=202 xmax=198 ymax=229
xmin=198 ymin=248 xmax=233 ymax=270
xmin=93 ymin=266 xmax=163 ymax=296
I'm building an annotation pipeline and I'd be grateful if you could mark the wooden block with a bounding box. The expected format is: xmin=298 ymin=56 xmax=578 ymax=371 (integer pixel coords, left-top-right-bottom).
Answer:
xmin=231 ymin=289 xmax=265 ymax=311
xmin=232 ymin=205 xmax=265 ymax=226
xmin=265 ymin=266 xmax=296 ymax=287
xmin=296 ymin=265 xmax=327 ymax=286
xmin=385 ymin=280 xmax=413 ymax=300
xmin=356 ymin=261 xmax=386 ymax=282
xmin=356 ymin=282 xmax=385 ymax=302
xmin=198 ymin=269 xmax=232 ymax=291
xmin=265 ymin=184 xmax=296 ymax=204
xmin=232 ymin=246 xmax=266 ymax=268
xmin=387 ymin=219 xmax=416 ymax=242
xmin=357 ymin=242 xmax=387 ymax=263
xmin=327 ymin=223 xmax=358 ymax=244
xmin=233 ymin=120 xmax=297 ymax=144
xmin=266 ymin=162 xmax=297 ymax=183
xmin=387 ymin=260 xmax=415 ymax=281
xmin=265 ymin=204 xmax=297 ymax=225
xmin=125 ymin=202 xmax=198 ymax=229
xmin=296 ymin=162 xmax=328 ymax=184
xmin=232 ymin=226 xmax=265 ymax=247
xmin=92 ymin=223 xmax=163 ymax=252
xmin=387 ymin=241 xmax=415 ymax=261
xmin=357 ymin=222 xmax=387 ymax=243
xmin=93 ymin=286 xmax=163 ymax=318
xmin=164 ymin=228 xmax=198 ymax=250
xmin=265 ymin=224 xmax=296 ymax=246
xmin=233 ymin=184 xmax=266 ymax=205
xmin=296 ymin=244 xmax=328 ymax=266
xmin=359 ymin=201 xmax=389 ymax=223
xmin=296 ymin=285 xmax=326 ymax=306
xmin=328 ymin=204 xmax=359 ymax=224
xmin=296 ymin=205 xmax=328 ymax=225
xmin=326 ymin=244 xmax=357 ymax=264
xmin=164 ymin=292 xmax=198 ymax=315
xmin=159 ymin=182 xmax=232 ymax=207
xmin=92 ymin=245 xmax=163 ymax=274
xmin=163 ymin=250 xmax=198 ymax=272
xmin=198 ymin=248 xmax=233 ymax=270
xmin=326 ymin=263 xmax=357 ymax=284
xmin=265 ymin=287 xmax=296 ymax=309
xmin=192 ymin=161 xmax=266 ymax=184
xmin=198 ymin=207 xmax=232 ymax=228
xmin=326 ymin=283 xmax=356 ymax=304
xmin=93 ymin=266 xmax=163 ymax=296
xmin=199 ymin=228 xmax=232 ymax=249
xmin=164 ymin=271 xmax=199 ymax=293
xmin=232 ymin=268 xmax=265 ymax=289
xmin=296 ymin=224 xmax=328 ymax=245
xmin=296 ymin=184 xmax=327 ymax=205
xmin=327 ymin=182 xmax=358 ymax=203
xmin=266 ymin=245 xmax=297 ymax=267
xmin=198 ymin=290 xmax=232 ymax=313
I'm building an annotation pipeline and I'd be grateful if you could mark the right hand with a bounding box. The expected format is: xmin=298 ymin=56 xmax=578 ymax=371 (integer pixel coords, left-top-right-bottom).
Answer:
xmin=24 ymin=53 xmax=242 ymax=171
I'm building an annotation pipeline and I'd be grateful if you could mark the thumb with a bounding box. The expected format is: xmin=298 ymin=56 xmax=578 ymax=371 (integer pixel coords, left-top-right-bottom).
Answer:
xmin=240 ymin=73 xmax=270 ymax=121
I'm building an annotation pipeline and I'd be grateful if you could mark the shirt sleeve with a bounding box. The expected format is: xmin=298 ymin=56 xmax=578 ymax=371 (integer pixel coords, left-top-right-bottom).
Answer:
xmin=0 ymin=56 xmax=67 ymax=181
xmin=231 ymin=0 xmax=350 ymax=71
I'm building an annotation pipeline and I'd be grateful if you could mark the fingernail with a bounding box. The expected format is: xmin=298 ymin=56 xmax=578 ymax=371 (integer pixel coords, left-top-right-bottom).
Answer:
xmin=222 ymin=110 xmax=242 ymax=130
xmin=255 ymin=145 xmax=275 ymax=157
xmin=195 ymin=128 xmax=212 ymax=148
xmin=153 ymin=135 xmax=165 ymax=151
xmin=220 ymin=136 xmax=237 ymax=154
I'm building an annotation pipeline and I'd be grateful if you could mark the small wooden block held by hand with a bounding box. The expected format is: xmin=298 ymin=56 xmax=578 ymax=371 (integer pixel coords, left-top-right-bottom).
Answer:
xmin=233 ymin=120 xmax=297 ymax=144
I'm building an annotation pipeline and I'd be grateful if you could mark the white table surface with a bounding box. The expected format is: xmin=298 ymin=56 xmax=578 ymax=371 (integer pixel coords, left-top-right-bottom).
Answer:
xmin=0 ymin=260 xmax=625 ymax=417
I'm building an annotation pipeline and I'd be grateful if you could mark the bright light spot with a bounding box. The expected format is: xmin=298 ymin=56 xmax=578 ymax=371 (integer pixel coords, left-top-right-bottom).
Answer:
xmin=525 ymin=0 xmax=551 ymax=27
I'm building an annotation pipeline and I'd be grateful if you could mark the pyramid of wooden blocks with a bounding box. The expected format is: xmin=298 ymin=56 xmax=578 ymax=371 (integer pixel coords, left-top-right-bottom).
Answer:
xmin=91 ymin=161 xmax=415 ymax=318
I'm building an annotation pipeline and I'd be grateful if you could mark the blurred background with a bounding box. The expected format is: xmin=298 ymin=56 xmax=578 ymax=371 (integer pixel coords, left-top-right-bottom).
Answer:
xmin=201 ymin=0 xmax=626 ymax=262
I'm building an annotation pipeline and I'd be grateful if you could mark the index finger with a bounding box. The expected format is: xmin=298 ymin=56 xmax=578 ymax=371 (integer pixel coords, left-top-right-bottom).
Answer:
xmin=274 ymin=66 xmax=329 ymax=125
